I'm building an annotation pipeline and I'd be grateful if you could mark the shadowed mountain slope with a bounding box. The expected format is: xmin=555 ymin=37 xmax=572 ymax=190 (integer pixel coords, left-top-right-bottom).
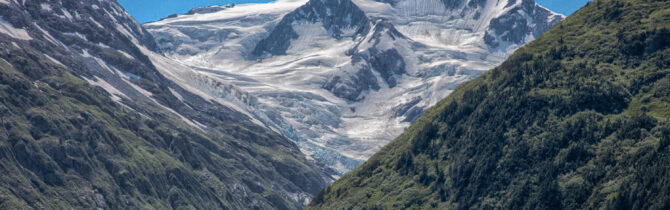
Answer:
xmin=0 ymin=0 xmax=330 ymax=209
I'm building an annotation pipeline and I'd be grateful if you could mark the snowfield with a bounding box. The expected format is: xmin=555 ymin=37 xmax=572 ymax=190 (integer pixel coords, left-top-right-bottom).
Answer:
xmin=145 ymin=0 xmax=563 ymax=175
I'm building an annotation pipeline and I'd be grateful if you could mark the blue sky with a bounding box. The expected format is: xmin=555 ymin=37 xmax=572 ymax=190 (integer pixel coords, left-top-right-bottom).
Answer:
xmin=118 ymin=0 xmax=592 ymax=23
xmin=117 ymin=0 xmax=272 ymax=23
xmin=535 ymin=0 xmax=592 ymax=16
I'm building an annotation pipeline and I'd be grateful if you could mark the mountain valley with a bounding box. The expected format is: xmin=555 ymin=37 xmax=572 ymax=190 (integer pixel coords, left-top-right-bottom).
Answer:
xmin=145 ymin=0 xmax=563 ymax=175
xmin=1 ymin=0 xmax=661 ymax=209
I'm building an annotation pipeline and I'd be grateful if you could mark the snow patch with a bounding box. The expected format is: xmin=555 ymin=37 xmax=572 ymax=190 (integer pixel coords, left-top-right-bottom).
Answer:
xmin=169 ymin=88 xmax=184 ymax=101
xmin=0 ymin=16 xmax=31 ymax=40
xmin=34 ymin=24 xmax=62 ymax=46
xmin=89 ymin=17 xmax=104 ymax=28
xmin=44 ymin=54 xmax=65 ymax=67
xmin=117 ymin=50 xmax=134 ymax=59
xmin=83 ymin=76 xmax=128 ymax=102
xmin=40 ymin=3 xmax=51 ymax=11
xmin=61 ymin=9 xmax=73 ymax=20
xmin=63 ymin=32 xmax=87 ymax=41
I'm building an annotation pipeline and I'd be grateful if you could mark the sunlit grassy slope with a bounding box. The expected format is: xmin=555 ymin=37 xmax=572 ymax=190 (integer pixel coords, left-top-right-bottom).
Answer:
xmin=308 ymin=0 xmax=670 ymax=209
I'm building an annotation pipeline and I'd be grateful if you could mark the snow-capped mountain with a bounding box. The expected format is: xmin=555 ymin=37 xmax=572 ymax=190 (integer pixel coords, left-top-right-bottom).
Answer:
xmin=0 ymin=0 xmax=332 ymax=209
xmin=146 ymin=0 xmax=563 ymax=175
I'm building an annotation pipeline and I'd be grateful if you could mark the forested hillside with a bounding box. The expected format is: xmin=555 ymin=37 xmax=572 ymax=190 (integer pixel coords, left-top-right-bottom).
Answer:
xmin=308 ymin=0 xmax=670 ymax=209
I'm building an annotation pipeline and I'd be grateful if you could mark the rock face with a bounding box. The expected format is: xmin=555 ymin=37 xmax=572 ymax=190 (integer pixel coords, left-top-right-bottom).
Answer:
xmin=252 ymin=0 xmax=370 ymax=56
xmin=145 ymin=0 xmax=563 ymax=175
xmin=307 ymin=0 xmax=670 ymax=209
xmin=0 ymin=0 xmax=332 ymax=209
xmin=485 ymin=0 xmax=563 ymax=48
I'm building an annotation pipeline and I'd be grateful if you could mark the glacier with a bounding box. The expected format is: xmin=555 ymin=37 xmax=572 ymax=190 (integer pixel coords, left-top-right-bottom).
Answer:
xmin=145 ymin=0 xmax=564 ymax=175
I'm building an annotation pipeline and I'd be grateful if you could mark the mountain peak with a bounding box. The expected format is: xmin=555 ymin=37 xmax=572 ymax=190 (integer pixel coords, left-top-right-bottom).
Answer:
xmin=147 ymin=0 xmax=563 ymax=176
xmin=358 ymin=0 xmax=563 ymax=50
xmin=252 ymin=0 xmax=369 ymax=56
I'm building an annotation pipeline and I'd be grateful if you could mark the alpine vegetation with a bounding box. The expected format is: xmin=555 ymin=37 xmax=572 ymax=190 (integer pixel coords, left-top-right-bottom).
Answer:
xmin=0 ymin=0 xmax=331 ymax=209
xmin=308 ymin=0 xmax=670 ymax=209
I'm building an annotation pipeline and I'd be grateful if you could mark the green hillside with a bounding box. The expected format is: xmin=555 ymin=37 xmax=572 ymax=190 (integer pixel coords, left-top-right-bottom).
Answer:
xmin=0 ymin=46 xmax=326 ymax=209
xmin=308 ymin=0 xmax=670 ymax=209
xmin=0 ymin=43 xmax=329 ymax=209
xmin=0 ymin=0 xmax=328 ymax=210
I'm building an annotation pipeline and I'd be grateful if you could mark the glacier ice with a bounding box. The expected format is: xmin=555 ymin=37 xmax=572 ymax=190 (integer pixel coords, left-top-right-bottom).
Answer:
xmin=145 ymin=0 xmax=564 ymax=175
